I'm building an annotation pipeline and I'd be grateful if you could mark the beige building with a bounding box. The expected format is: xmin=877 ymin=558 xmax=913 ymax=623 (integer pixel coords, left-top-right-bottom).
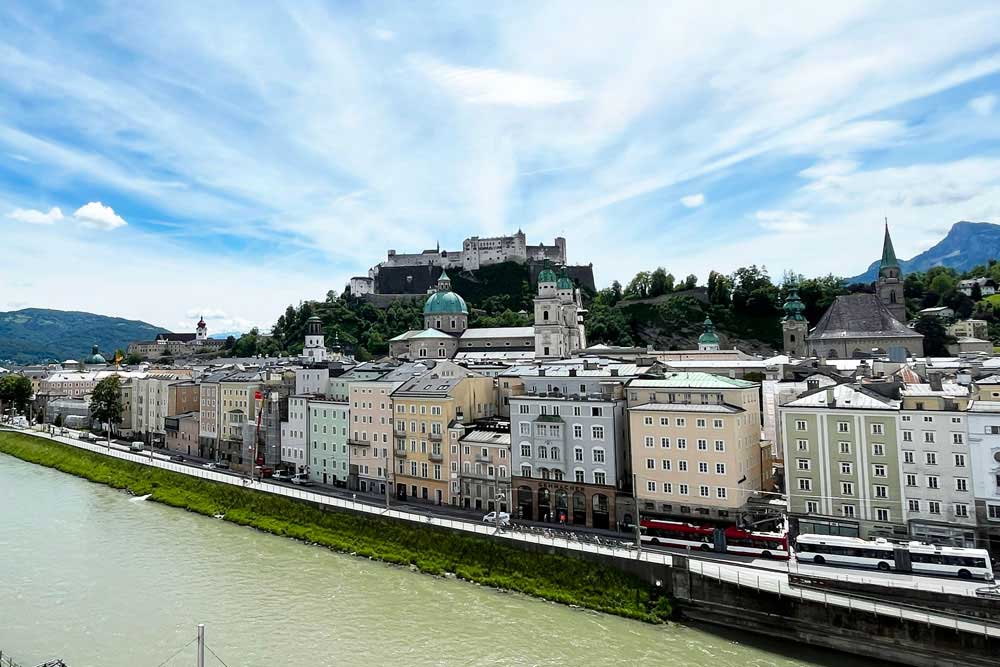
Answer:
xmin=165 ymin=412 xmax=200 ymax=457
xmin=627 ymin=374 xmax=763 ymax=522
xmin=349 ymin=377 xmax=404 ymax=495
xmin=390 ymin=361 xmax=496 ymax=505
xmin=948 ymin=319 xmax=989 ymax=340
xmin=218 ymin=372 xmax=263 ymax=471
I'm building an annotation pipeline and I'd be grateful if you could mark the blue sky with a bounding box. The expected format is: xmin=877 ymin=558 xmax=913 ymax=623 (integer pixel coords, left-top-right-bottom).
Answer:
xmin=2 ymin=1 xmax=1000 ymax=333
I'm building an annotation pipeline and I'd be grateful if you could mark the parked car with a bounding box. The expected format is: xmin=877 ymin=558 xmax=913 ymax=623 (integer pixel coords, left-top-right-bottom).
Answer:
xmin=291 ymin=473 xmax=313 ymax=486
xmin=482 ymin=511 xmax=511 ymax=526
xmin=255 ymin=466 xmax=273 ymax=478
xmin=170 ymin=454 xmax=186 ymax=462
xmin=202 ymin=461 xmax=230 ymax=470
xmin=272 ymin=470 xmax=294 ymax=482
xmin=129 ymin=441 xmax=144 ymax=452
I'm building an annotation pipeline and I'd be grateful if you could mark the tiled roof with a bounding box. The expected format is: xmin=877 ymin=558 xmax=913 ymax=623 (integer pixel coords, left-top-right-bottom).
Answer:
xmin=807 ymin=294 xmax=922 ymax=341
xmin=900 ymin=382 xmax=968 ymax=397
xmin=629 ymin=372 xmax=757 ymax=389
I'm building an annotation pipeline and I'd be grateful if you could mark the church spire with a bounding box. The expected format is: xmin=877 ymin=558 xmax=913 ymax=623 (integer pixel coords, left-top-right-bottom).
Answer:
xmin=879 ymin=218 xmax=899 ymax=275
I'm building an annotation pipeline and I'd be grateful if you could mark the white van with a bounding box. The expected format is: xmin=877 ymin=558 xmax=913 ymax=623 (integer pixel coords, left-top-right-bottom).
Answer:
xmin=129 ymin=441 xmax=144 ymax=452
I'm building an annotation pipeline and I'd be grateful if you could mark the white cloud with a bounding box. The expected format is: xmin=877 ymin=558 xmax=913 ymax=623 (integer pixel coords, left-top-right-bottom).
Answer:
xmin=6 ymin=206 xmax=64 ymax=224
xmin=411 ymin=56 xmax=585 ymax=108
xmin=371 ymin=28 xmax=395 ymax=41
xmin=680 ymin=193 xmax=705 ymax=208
xmin=72 ymin=201 xmax=127 ymax=230
xmin=969 ymin=93 xmax=996 ymax=116
xmin=755 ymin=210 xmax=811 ymax=233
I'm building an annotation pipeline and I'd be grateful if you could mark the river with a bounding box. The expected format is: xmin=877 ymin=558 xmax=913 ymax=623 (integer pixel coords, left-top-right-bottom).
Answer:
xmin=0 ymin=454 xmax=880 ymax=667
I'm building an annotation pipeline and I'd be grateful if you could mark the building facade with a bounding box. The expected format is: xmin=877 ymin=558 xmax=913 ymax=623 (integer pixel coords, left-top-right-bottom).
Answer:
xmin=308 ymin=398 xmax=349 ymax=485
xmin=533 ymin=266 xmax=586 ymax=360
xmin=967 ymin=399 xmax=1000 ymax=554
xmin=454 ymin=421 xmax=511 ymax=512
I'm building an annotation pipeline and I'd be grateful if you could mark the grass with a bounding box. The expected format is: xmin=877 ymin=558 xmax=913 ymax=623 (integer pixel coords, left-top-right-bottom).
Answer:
xmin=0 ymin=431 xmax=671 ymax=622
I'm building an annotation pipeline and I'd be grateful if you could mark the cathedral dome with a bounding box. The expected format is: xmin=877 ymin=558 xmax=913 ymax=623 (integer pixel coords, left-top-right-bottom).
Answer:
xmin=698 ymin=318 xmax=720 ymax=347
xmin=556 ymin=269 xmax=573 ymax=290
xmin=537 ymin=267 xmax=558 ymax=284
xmin=85 ymin=345 xmax=106 ymax=364
xmin=424 ymin=290 xmax=468 ymax=315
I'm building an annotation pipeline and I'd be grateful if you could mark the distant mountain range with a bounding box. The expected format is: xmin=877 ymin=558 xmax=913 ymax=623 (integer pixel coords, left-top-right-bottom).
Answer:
xmin=0 ymin=308 xmax=168 ymax=365
xmin=847 ymin=221 xmax=1000 ymax=283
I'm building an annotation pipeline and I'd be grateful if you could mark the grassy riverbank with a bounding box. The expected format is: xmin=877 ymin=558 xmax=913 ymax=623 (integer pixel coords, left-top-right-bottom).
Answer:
xmin=0 ymin=431 xmax=671 ymax=622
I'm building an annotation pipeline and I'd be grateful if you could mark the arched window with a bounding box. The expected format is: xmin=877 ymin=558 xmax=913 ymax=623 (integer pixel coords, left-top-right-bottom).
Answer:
xmin=543 ymin=311 xmax=549 ymax=321
xmin=789 ymin=334 xmax=796 ymax=342
xmin=438 ymin=348 xmax=446 ymax=358
xmin=890 ymin=290 xmax=897 ymax=304
xmin=550 ymin=446 xmax=559 ymax=460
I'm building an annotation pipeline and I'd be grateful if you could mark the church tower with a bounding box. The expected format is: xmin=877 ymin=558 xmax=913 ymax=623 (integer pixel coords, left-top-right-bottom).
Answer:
xmin=781 ymin=277 xmax=808 ymax=358
xmin=877 ymin=220 xmax=906 ymax=323
xmin=196 ymin=315 xmax=208 ymax=341
xmin=697 ymin=318 xmax=721 ymax=351
xmin=302 ymin=315 xmax=328 ymax=363
xmin=533 ymin=264 xmax=586 ymax=359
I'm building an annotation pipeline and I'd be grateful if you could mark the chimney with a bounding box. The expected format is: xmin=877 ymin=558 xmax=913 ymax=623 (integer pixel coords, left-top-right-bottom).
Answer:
xmin=928 ymin=373 xmax=943 ymax=392
xmin=538 ymin=369 xmax=546 ymax=377
xmin=568 ymin=369 xmax=577 ymax=377
xmin=610 ymin=369 xmax=619 ymax=377
xmin=825 ymin=388 xmax=836 ymax=407
xmin=806 ymin=378 xmax=819 ymax=391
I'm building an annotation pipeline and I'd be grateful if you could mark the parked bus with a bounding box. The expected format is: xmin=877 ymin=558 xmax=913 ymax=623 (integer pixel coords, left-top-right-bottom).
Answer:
xmin=794 ymin=534 xmax=994 ymax=580
xmin=640 ymin=519 xmax=789 ymax=559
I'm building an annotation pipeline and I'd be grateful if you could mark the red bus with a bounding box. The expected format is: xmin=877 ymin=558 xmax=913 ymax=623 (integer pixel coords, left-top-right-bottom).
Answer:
xmin=640 ymin=519 xmax=789 ymax=560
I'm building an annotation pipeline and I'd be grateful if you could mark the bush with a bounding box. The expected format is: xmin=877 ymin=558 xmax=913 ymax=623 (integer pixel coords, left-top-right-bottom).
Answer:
xmin=0 ymin=431 xmax=669 ymax=622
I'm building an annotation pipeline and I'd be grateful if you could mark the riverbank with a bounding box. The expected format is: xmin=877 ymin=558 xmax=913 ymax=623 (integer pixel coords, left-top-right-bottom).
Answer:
xmin=0 ymin=431 xmax=670 ymax=622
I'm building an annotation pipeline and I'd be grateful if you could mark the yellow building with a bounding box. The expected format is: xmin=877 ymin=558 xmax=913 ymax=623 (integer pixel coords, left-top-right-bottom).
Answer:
xmin=390 ymin=361 xmax=496 ymax=505
xmin=627 ymin=373 xmax=762 ymax=521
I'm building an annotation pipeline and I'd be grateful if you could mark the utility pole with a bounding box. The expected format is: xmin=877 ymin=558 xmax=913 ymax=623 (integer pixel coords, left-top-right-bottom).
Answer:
xmin=632 ymin=472 xmax=642 ymax=554
xmin=384 ymin=451 xmax=391 ymax=509
xmin=196 ymin=623 xmax=205 ymax=667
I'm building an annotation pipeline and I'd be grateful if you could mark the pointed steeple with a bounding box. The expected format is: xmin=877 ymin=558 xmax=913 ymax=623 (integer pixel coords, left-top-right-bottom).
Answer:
xmin=879 ymin=218 xmax=899 ymax=275
xmin=782 ymin=276 xmax=807 ymax=322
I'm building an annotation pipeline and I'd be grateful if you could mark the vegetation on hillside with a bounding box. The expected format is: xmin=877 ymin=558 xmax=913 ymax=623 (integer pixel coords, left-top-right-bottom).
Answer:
xmin=0 ymin=432 xmax=671 ymax=622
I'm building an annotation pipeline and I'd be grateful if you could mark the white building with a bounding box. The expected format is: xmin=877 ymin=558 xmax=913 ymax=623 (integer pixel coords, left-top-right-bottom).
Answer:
xmin=301 ymin=316 xmax=328 ymax=363
xmin=958 ymin=277 xmax=996 ymax=297
xmin=966 ymin=400 xmax=1000 ymax=554
xmin=533 ymin=266 xmax=586 ymax=360
xmin=280 ymin=395 xmax=309 ymax=473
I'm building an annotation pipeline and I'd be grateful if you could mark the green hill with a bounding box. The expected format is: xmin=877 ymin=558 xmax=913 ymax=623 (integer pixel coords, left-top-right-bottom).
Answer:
xmin=0 ymin=308 xmax=168 ymax=365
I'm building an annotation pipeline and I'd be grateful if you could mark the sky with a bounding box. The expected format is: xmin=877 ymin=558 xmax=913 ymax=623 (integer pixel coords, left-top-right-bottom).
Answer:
xmin=2 ymin=2 xmax=1000 ymax=334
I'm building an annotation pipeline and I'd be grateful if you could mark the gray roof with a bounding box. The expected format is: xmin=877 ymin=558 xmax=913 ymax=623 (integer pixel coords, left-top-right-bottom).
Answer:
xmin=629 ymin=403 xmax=744 ymax=414
xmin=459 ymin=327 xmax=534 ymax=340
xmin=460 ymin=429 xmax=511 ymax=446
xmin=807 ymin=294 xmax=923 ymax=341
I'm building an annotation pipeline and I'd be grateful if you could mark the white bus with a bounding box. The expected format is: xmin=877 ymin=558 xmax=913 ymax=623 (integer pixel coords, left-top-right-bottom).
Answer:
xmin=794 ymin=534 xmax=994 ymax=581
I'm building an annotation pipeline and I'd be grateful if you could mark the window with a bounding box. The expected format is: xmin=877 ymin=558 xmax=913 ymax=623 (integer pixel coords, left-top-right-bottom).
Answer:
xmin=661 ymin=437 xmax=671 ymax=448
xmin=795 ymin=420 xmax=807 ymax=431
xmin=928 ymin=501 xmax=941 ymax=515
xmin=838 ymin=441 xmax=850 ymax=454
xmin=875 ymin=508 xmax=890 ymax=522
xmin=840 ymin=462 xmax=852 ymax=475
xmin=574 ymin=447 xmax=583 ymax=462
xmin=713 ymin=419 xmax=724 ymax=429
xmin=573 ymin=424 xmax=583 ymax=439
xmin=927 ymin=476 xmax=939 ymax=489
xmin=519 ymin=423 xmax=530 ymax=435
xmin=905 ymin=474 xmax=917 ymax=487
xmin=591 ymin=425 xmax=605 ymax=440
xmin=796 ymin=459 xmax=811 ymax=471
xmin=696 ymin=418 xmax=706 ymax=428
xmin=717 ymin=487 xmax=727 ymax=499
xmin=662 ymin=459 xmax=671 ymax=470
xmin=903 ymin=450 xmax=914 ymax=464
xmin=644 ymin=436 xmax=654 ymax=448
xmin=951 ymin=416 xmax=962 ymax=424
xmin=699 ymin=485 xmax=709 ymax=497
xmin=575 ymin=470 xmax=584 ymax=483
xmin=988 ymin=505 xmax=1000 ymax=520
xmin=518 ymin=404 xmax=530 ymax=415
xmin=520 ymin=444 xmax=531 ymax=457
xmin=871 ymin=423 xmax=884 ymax=435
xmin=872 ymin=464 xmax=886 ymax=477
xmin=951 ymin=432 xmax=964 ymax=445
xmin=806 ymin=501 xmax=819 ymax=513
xmin=956 ymin=478 xmax=968 ymax=492
xmin=796 ymin=439 xmax=808 ymax=452
xmin=644 ymin=416 xmax=654 ymax=426
xmin=902 ymin=431 xmax=913 ymax=442
xmin=697 ymin=439 xmax=707 ymax=451
xmin=659 ymin=417 xmax=669 ymax=426
xmin=923 ymin=415 xmax=933 ymax=423
xmin=698 ymin=462 xmax=708 ymax=473
xmin=874 ymin=485 xmax=887 ymax=499
xmin=714 ymin=440 xmax=725 ymax=452
xmin=841 ymin=482 xmax=854 ymax=495
xmin=647 ymin=481 xmax=657 ymax=493
xmin=716 ymin=463 xmax=725 ymax=474
xmin=954 ymin=453 xmax=966 ymax=467
xmin=591 ymin=407 xmax=603 ymax=417
xmin=646 ymin=458 xmax=656 ymax=470
xmin=678 ymin=460 xmax=688 ymax=471
xmin=842 ymin=505 xmax=856 ymax=518
xmin=677 ymin=438 xmax=687 ymax=449
xmin=798 ymin=478 xmax=812 ymax=491
xmin=901 ymin=415 xmax=911 ymax=422
xmin=679 ymin=484 xmax=689 ymax=495
xmin=908 ymin=499 xmax=920 ymax=512
xmin=521 ymin=465 xmax=532 ymax=478
xmin=955 ymin=504 xmax=969 ymax=518
xmin=837 ymin=421 xmax=849 ymax=433
xmin=923 ymin=432 xmax=935 ymax=444
xmin=872 ymin=443 xmax=884 ymax=456
xmin=593 ymin=472 xmax=606 ymax=485
xmin=592 ymin=449 xmax=605 ymax=463
xmin=925 ymin=452 xmax=937 ymax=465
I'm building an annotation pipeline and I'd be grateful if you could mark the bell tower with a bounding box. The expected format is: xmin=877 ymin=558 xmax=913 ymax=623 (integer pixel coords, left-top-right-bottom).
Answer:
xmin=781 ymin=277 xmax=808 ymax=358
xmin=877 ymin=220 xmax=906 ymax=323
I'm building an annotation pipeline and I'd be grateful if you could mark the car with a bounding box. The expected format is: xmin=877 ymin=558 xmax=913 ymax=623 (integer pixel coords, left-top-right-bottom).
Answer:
xmin=272 ymin=470 xmax=294 ymax=482
xmin=291 ymin=473 xmax=313 ymax=486
xmin=129 ymin=441 xmax=144 ymax=452
xmin=170 ymin=454 xmax=186 ymax=462
xmin=482 ymin=511 xmax=511 ymax=526
xmin=202 ymin=461 xmax=230 ymax=470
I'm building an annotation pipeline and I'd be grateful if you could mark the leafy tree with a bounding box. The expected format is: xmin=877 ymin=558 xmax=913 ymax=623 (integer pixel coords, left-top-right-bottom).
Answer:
xmin=706 ymin=271 xmax=731 ymax=305
xmin=929 ymin=273 xmax=956 ymax=296
xmin=90 ymin=375 xmax=124 ymax=444
xmin=0 ymin=374 xmax=33 ymax=419
xmin=649 ymin=268 xmax=674 ymax=297
xmin=624 ymin=271 xmax=652 ymax=300
xmin=682 ymin=274 xmax=698 ymax=290
xmin=53 ymin=413 xmax=63 ymax=428
xmin=125 ymin=352 xmax=144 ymax=365
xmin=913 ymin=315 xmax=956 ymax=356
xmin=971 ymin=282 xmax=983 ymax=302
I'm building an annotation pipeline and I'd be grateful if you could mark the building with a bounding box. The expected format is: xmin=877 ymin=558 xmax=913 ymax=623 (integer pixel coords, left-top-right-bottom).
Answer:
xmin=696 ymin=318 xmax=721 ymax=352
xmin=390 ymin=361 xmax=496 ymax=505
xmin=307 ymin=397 xmax=349 ymax=485
xmin=301 ymin=316 xmax=329 ymax=364
xmin=198 ymin=371 xmax=231 ymax=458
xmin=533 ymin=265 xmax=586 ymax=360
xmin=781 ymin=383 xmax=905 ymax=539
xmin=453 ymin=420 xmax=512 ymax=512
xmin=919 ymin=306 xmax=955 ymax=319
xmin=958 ymin=277 xmax=996 ymax=298
xmin=948 ymin=337 xmax=993 ymax=356
xmin=627 ymin=374 xmax=763 ymax=523
xmin=348 ymin=368 xmax=417 ymax=496
xmin=898 ymin=381 xmax=976 ymax=546
xmin=127 ymin=317 xmax=225 ymax=359
xmin=131 ymin=375 xmax=186 ymax=445
xmin=348 ymin=276 xmax=375 ymax=297
xmin=781 ymin=279 xmax=809 ymax=358
xmin=508 ymin=364 xmax=641 ymax=528
xmin=44 ymin=396 xmax=91 ymax=428
xmin=966 ymin=380 xmax=1000 ymax=554
xmin=281 ymin=395 xmax=309 ymax=473
xmin=948 ymin=319 xmax=989 ymax=340
xmin=165 ymin=412 xmax=200 ymax=457
xmin=806 ymin=224 xmax=924 ymax=359
xmin=218 ymin=372 xmax=262 ymax=471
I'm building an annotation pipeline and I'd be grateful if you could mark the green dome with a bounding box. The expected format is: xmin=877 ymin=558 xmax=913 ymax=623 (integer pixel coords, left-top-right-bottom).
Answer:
xmin=556 ymin=269 xmax=573 ymax=289
xmin=782 ymin=282 xmax=807 ymax=322
xmin=85 ymin=345 xmax=107 ymax=364
xmin=698 ymin=318 xmax=720 ymax=346
xmin=424 ymin=290 xmax=468 ymax=315
xmin=538 ymin=268 xmax=558 ymax=283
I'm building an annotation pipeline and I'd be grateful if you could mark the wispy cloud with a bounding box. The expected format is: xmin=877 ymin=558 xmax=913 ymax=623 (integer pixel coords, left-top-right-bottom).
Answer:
xmin=755 ymin=210 xmax=811 ymax=233
xmin=680 ymin=193 xmax=705 ymax=208
xmin=969 ymin=93 xmax=996 ymax=116
xmin=7 ymin=206 xmax=64 ymax=225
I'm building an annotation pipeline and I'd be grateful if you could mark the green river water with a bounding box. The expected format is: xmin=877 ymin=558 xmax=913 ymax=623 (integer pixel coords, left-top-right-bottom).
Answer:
xmin=0 ymin=454 xmax=881 ymax=666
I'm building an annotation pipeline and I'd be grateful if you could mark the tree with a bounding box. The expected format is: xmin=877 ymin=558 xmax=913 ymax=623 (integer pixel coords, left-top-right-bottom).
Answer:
xmin=971 ymin=282 xmax=983 ymax=302
xmin=125 ymin=352 xmax=144 ymax=365
xmin=649 ymin=268 xmax=674 ymax=297
xmin=0 ymin=374 xmax=33 ymax=420
xmin=53 ymin=413 xmax=63 ymax=428
xmin=913 ymin=315 xmax=956 ymax=357
xmin=624 ymin=271 xmax=652 ymax=300
xmin=90 ymin=375 xmax=124 ymax=445
xmin=682 ymin=274 xmax=698 ymax=290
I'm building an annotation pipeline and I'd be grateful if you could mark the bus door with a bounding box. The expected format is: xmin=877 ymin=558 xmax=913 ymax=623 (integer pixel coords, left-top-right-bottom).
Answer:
xmin=893 ymin=545 xmax=912 ymax=573
xmin=713 ymin=528 xmax=726 ymax=553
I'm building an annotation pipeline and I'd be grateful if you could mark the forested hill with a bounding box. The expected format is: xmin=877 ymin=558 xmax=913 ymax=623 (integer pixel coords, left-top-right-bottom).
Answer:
xmin=848 ymin=221 xmax=1000 ymax=282
xmin=0 ymin=309 xmax=168 ymax=364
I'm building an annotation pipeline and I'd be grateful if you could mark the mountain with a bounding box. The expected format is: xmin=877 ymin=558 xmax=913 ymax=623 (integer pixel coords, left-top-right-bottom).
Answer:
xmin=847 ymin=221 xmax=1000 ymax=283
xmin=0 ymin=308 xmax=168 ymax=365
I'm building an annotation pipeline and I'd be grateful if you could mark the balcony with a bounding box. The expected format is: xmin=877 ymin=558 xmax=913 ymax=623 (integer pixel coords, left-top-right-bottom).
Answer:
xmin=429 ymin=432 xmax=443 ymax=442
xmin=348 ymin=438 xmax=372 ymax=448
xmin=394 ymin=448 xmax=407 ymax=459
xmin=475 ymin=453 xmax=491 ymax=463
xmin=429 ymin=450 xmax=444 ymax=462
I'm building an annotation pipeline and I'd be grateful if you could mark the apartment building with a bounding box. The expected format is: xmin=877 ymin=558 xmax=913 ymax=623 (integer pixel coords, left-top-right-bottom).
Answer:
xmin=349 ymin=369 xmax=414 ymax=496
xmin=967 ymin=377 xmax=1000 ymax=554
xmin=307 ymin=398 xmax=349 ymax=485
xmin=781 ymin=384 xmax=904 ymax=539
xmin=898 ymin=382 xmax=975 ymax=546
xmin=453 ymin=420 xmax=511 ymax=512
xmin=390 ymin=361 xmax=495 ymax=505
xmin=627 ymin=373 xmax=763 ymax=523
xmin=219 ymin=372 xmax=262 ymax=471
xmin=281 ymin=395 xmax=309 ymax=473
xmin=198 ymin=371 xmax=231 ymax=457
